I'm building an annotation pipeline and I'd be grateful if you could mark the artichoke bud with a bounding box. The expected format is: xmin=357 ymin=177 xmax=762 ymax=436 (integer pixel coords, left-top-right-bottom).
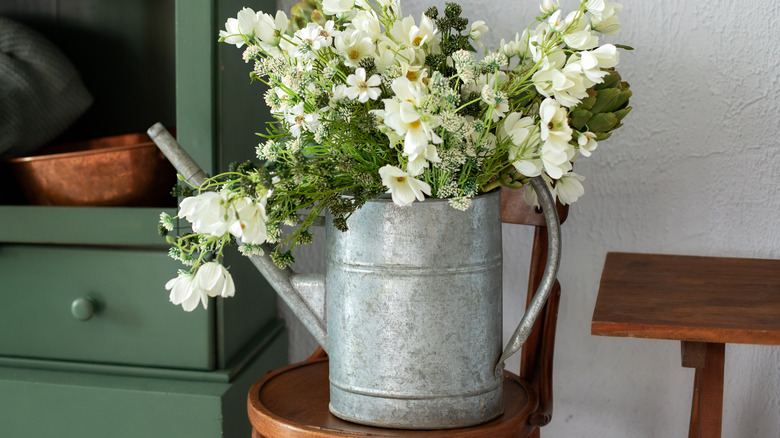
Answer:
xmin=569 ymin=68 xmax=632 ymax=138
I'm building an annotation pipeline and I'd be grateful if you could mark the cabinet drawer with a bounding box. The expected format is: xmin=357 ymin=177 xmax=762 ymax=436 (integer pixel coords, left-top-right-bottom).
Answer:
xmin=0 ymin=245 xmax=213 ymax=369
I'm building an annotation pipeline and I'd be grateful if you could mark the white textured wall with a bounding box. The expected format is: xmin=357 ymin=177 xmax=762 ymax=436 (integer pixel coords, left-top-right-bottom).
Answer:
xmin=276 ymin=0 xmax=780 ymax=436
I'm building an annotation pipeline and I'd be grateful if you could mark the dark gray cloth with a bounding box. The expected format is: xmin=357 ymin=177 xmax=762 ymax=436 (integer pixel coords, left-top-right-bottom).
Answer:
xmin=0 ymin=17 xmax=93 ymax=158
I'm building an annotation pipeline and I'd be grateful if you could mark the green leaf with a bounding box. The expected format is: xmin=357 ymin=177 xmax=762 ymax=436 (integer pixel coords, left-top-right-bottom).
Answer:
xmin=587 ymin=112 xmax=618 ymax=133
xmin=594 ymin=70 xmax=620 ymax=90
xmin=613 ymin=106 xmax=632 ymax=122
xmin=614 ymin=44 xmax=635 ymax=51
xmin=611 ymin=89 xmax=632 ymax=111
xmin=590 ymin=88 xmax=621 ymax=114
xmin=569 ymin=109 xmax=593 ymax=130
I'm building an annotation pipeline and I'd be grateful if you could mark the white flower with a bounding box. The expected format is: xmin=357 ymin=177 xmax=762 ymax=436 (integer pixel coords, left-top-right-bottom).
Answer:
xmin=334 ymin=29 xmax=376 ymax=67
xmin=490 ymin=94 xmax=510 ymax=122
xmin=513 ymin=157 xmax=544 ymax=177
xmin=179 ymin=191 xmax=232 ymax=237
xmin=577 ymin=131 xmax=598 ymax=157
xmin=350 ymin=10 xmax=381 ymax=41
xmin=580 ymin=44 xmax=619 ymax=83
xmin=499 ymin=32 xmax=524 ymax=59
xmin=400 ymin=62 xmax=428 ymax=84
xmin=219 ymin=7 xmax=260 ymax=48
xmin=562 ymin=11 xmax=599 ymax=50
xmin=389 ymin=14 xmax=436 ymax=66
xmin=539 ymin=98 xmax=574 ymax=179
xmin=533 ymin=57 xmax=591 ymax=107
xmin=470 ymin=20 xmax=489 ymax=47
xmin=323 ymin=0 xmax=355 ymax=15
xmin=285 ymin=102 xmax=320 ymax=138
xmin=320 ymin=20 xmax=341 ymax=43
xmin=591 ymin=2 xmax=622 ymax=35
xmin=295 ymin=23 xmax=329 ymax=58
xmin=378 ymin=165 xmax=432 ymax=206
xmin=376 ymin=37 xmax=415 ymax=70
xmin=255 ymin=11 xmax=288 ymax=47
xmin=166 ymin=272 xmax=204 ymax=312
xmin=540 ymin=0 xmax=559 ymax=14
xmin=406 ymin=143 xmax=441 ymax=176
xmin=380 ymin=78 xmax=442 ymax=157
xmin=498 ymin=113 xmax=539 ymax=157
xmin=229 ymin=196 xmax=269 ymax=245
xmin=382 ymin=99 xmax=439 ymax=156
xmin=540 ymin=98 xmax=573 ymax=152
xmin=194 ymin=262 xmax=236 ymax=299
xmin=554 ymin=173 xmax=585 ymax=204
xmin=547 ymin=10 xmax=566 ymax=33
xmin=345 ymin=68 xmax=382 ymax=103
xmin=328 ymin=84 xmax=349 ymax=107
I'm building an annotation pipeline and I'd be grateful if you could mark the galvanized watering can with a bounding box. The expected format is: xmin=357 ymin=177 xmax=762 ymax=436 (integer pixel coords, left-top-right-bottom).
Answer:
xmin=149 ymin=123 xmax=561 ymax=429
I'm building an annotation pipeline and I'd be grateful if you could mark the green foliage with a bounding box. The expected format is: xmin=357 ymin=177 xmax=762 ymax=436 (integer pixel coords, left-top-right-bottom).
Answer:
xmin=569 ymin=69 xmax=632 ymax=141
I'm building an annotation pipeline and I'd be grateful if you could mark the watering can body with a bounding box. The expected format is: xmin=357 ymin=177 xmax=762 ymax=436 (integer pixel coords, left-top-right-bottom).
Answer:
xmin=147 ymin=123 xmax=561 ymax=430
xmin=324 ymin=193 xmax=504 ymax=428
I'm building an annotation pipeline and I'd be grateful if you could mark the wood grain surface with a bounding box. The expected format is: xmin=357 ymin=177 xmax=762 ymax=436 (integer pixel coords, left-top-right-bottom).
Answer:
xmin=592 ymin=252 xmax=780 ymax=345
xmin=248 ymin=358 xmax=538 ymax=438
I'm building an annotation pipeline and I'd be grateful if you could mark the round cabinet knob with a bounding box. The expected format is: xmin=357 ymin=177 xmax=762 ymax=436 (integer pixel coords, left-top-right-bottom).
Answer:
xmin=71 ymin=297 xmax=98 ymax=321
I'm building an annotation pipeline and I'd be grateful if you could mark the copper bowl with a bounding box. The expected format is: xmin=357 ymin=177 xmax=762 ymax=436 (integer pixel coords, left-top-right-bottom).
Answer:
xmin=3 ymin=132 xmax=177 ymax=207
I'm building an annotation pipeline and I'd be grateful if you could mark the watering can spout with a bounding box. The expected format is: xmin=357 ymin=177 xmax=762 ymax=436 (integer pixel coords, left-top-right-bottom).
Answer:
xmin=147 ymin=123 xmax=330 ymax=352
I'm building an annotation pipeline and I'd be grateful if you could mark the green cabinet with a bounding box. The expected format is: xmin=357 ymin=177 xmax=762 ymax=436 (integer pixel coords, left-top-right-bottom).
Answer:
xmin=0 ymin=0 xmax=285 ymax=436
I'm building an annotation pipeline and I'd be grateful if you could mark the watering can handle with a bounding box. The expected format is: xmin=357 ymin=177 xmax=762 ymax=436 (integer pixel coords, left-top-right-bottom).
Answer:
xmin=495 ymin=176 xmax=562 ymax=374
xmin=147 ymin=123 xmax=330 ymax=351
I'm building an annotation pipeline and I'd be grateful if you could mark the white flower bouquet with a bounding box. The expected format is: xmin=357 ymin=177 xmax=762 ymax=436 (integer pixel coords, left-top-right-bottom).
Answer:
xmin=160 ymin=0 xmax=631 ymax=310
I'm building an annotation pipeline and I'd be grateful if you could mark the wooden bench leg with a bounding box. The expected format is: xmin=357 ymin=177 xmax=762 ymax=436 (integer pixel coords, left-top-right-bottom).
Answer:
xmin=682 ymin=342 xmax=725 ymax=438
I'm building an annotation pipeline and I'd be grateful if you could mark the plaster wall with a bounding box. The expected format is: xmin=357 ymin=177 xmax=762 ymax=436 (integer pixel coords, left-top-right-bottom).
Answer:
xmin=276 ymin=0 xmax=780 ymax=436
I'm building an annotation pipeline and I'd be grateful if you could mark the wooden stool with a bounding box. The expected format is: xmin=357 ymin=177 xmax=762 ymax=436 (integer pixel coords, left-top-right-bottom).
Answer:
xmin=247 ymin=188 xmax=569 ymax=437
xmin=592 ymin=252 xmax=780 ymax=438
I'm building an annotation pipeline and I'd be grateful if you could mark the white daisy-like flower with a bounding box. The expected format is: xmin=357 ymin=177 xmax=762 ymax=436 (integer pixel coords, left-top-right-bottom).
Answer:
xmin=406 ymin=143 xmax=441 ymax=176
xmin=533 ymin=55 xmax=591 ymax=107
xmin=328 ymin=84 xmax=350 ymax=107
xmin=577 ymin=131 xmax=598 ymax=157
xmin=378 ymin=164 xmax=432 ymax=206
xmin=228 ymin=196 xmax=268 ymax=245
xmin=194 ymin=262 xmax=236 ymax=299
xmin=381 ymin=88 xmax=442 ymax=158
xmin=540 ymin=0 xmax=559 ymax=14
xmin=547 ymin=10 xmax=566 ymax=33
xmin=334 ymin=29 xmax=376 ymax=67
xmin=470 ymin=20 xmax=489 ymax=47
xmin=539 ymin=98 xmax=574 ymax=179
xmin=295 ymin=23 xmax=329 ymax=58
xmin=562 ymin=11 xmax=599 ymax=50
xmin=591 ymin=3 xmax=622 ymax=35
xmin=345 ymin=68 xmax=382 ymax=103
xmin=554 ymin=173 xmax=585 ymax=204
xmin=539 ymin=98 xmax=573 ymax=152
xmin=580 ymin=44 xmax=619 ymax=83
xmin=389 ymin=14 xmax=437 ymax=65
xmin=219 ymin=7 xmax=259 ymax=48
xmin=498 ymin=112 xmax=538 ymax=157
xmin=255 ymin=10 xmax=288 ymax=47
xmin=166 ymin=271 xmax=204 ymax=312
xmin=179 ymin=191 xmax=232 ymax=237
xmin=285 ymin=102 xmax=320 ymax=138
xmin=350 ymin=10 xmax=381 ymax=41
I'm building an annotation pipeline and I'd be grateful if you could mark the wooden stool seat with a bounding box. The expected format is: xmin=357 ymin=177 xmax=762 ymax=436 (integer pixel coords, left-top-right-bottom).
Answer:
xmin=248 ymin=357 xmax=539 ymax=438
